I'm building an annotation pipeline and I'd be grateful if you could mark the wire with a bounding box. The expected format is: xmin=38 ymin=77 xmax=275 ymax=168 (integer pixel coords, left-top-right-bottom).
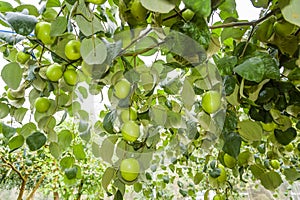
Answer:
xmin=0 ymin=29 xmax=35 ymax=36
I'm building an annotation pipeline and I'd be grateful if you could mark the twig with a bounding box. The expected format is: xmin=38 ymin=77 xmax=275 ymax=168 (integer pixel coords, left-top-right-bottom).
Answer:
xmin=163 ymin=8 xmax=187 ymax=22
xmin=76 ymin=178 xmax=84 ymax=200
xmin=117 ymin=28 xmax=152 ymax=56
xmin=26 ymin=37 xmax=78 ymax=68
xmin=209 ymin=9 xmax=277 ymax=29
xmin=120 ymin=41 xmax=165 ymax=57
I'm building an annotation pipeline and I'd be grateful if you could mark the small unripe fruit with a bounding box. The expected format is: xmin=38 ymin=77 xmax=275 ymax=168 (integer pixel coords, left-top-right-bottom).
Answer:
xmin=35 ymin=97 xmax=50 ymax=113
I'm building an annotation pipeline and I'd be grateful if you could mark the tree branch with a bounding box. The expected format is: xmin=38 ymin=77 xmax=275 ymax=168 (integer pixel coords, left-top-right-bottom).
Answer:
xmin=26 ymin=175 xmax=46 ymax=200
xmin=117 ymin=28 xmax=152 ymax=57
xmin=209 ymin=9 xmax=278 ymax=29
xmin=26 ymin=37 xmax=78 ymax=68
xmin=1 ymin=157 xmax=25 ymax=182
xmin=18 ymin=174 xmax=28 ymax=200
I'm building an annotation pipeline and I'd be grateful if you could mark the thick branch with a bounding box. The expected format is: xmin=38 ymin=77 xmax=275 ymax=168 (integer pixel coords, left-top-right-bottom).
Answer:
xmin=209 ymin=9 xmax=277 ymax=29
xmin=17 ymin=174 xmax=29 ymax=200
xmin=26 ymin=175 xmax=46 ymax=200
xmin=1 ymin=157 xmax=25 ymax=182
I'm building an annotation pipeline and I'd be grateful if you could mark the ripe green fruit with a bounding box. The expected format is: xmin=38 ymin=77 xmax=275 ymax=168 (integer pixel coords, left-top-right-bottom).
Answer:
xmin=120 ymin=107 xmax=137 ymax=122
xmin=114 ymin=79 xmax=131 ymax=99
xmin=213 ymin=194 xmax=225 ymax=200
xmin=270 ymin=159 xmax=280 ymax=170
xmin=63 ymin=69 xmax=78 ymax=86
xmin=121 ymin=120 xmax=140 ymax=142
xmin=182 ymin=9 xmax=194 ymax=21
xmin=65 ymin=40 xmax=81 ymax=60
xmin=86 ymin=0 xmax=106 ymax=4
xmin=46 ymin=63 xmax=63 ymax=82
xmin=120 ymin=158 xmax=140 ymax=182
xmin=16 ymin=51 xmax=30 ymax=64
xmin=256 ymin=17 xmax=275 ymax=42
xmin=35 ymin=97 xmax=50 ymax=113
xmin=274 ymin=21 xmax=296 ymax=37
xmin=130 ymin=0 xmax=147 ymax=22
xmin=201 ymin=91 xmax=221 ymax=114
xmin=35 ymin=22 xmax=55 ymax=45
xmin=223 ymin=153 xmax=236 ymax=169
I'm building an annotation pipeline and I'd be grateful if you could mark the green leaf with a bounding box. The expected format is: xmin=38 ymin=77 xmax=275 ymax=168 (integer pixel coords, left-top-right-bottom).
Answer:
xmin=102 ymin=167 xmax=116 ymax=191
xmin=169 ymin=19 xmax=210 ymax=52
xmin=181 ymin=78 xmax=195 ymax=110
xmin=6 ymin=11 xmax=38 ymax=36
xmin=250 ymin=164 xmax=265 ymax=179
xmin=214 ymin=55 xmax=237 ymax=76
xmin=149 ymin=105 xmax=167 ymax=126
xmin=26 ymin=132 xmax=47 ymax=151
xmin=260 ymin=171 xmax=283 ymax=191
xmin=274 ymin=127 xmax=297 ymax=145
xmin=218 ymin=0 xmax=238 ymax=19
xmin=14 ymin=5 xmax=39 ymax=16
xmin=75 ymin=15 xmax=104 ymax=36
xmin=91 ymin=142 xmax=101 ymax=157
xmin=1 ymin=62 xmax=23 ymax=89
xmin=60 ymin=156 xmax=75 ymax=170
xmin=13 ymin=107 xmax=28 ymax=123
xmin=1 ymin=123 xmax=16 ymax=139
xmin=222 ymin=132 xmax=241 ymax=158
xmin=288 ymin=67 xmax=300 ymax=81
xmin=73 ymin=143 xmax=86 ymax=160
xmin=194 ymin=172 xmax=204 ymax=184
xmin=237 ymin=120 xmax=263 ymax=142
xmin=165 ymin=111 xmax=182 ymax=128
xmin=282 ymin=0 xmax=300 ymax=26
xmin=0 ymin=103 xmax=9 ymax=119
xmin=58 ymin=130 xmax=73 ymax=150
xmin=183 ymin=0 xmax=211 ymax=17
xmin=49 ymin=142 xmax=61 ymax=159
xmin=114 ymin=190 xmax=123 ymax=200
xmin=135 ymin=36 xmax=158 ymax=56
xmin=103 ymin=111 xmax=116 ymax=134
xmin=100 ymin=135 xmax=118 ymax=164
xmin=81 ymin=37 xmax=107 ymax=65
xmin=251 ymin=0 xmax=269 ymax=8
xmin=0 ymin=1 xmax=13 ymax=12
xmin=223 ymin=75 xmax=237 ymax=96
xmin=65 ymin=167 xmax=78 ymax=179
xmin=134 ymin=182 xmax=142 ymax=193
xmin=140 ymin=0 xmax=175 ymax=13
xmin=283 ymin=168 xmax=300 ymax=182
xmin=46 ymin=0 xmax=61 ymax=7
xmin=20 ymin=122 xmax=36 ymax=138
xmin=221 ymin=25 xmax=248 ymax=42
xmin=233 ymin=57 xmax=265 ymax=83
xmin=8 ymin=135 xmax=24 ymax=151
xmin=50 ymin=16 xmax=67 ymax=36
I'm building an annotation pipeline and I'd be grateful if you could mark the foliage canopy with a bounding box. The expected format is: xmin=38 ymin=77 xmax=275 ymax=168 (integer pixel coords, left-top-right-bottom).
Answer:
xmin=0 ymin=0 xmax=299 ymax=199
